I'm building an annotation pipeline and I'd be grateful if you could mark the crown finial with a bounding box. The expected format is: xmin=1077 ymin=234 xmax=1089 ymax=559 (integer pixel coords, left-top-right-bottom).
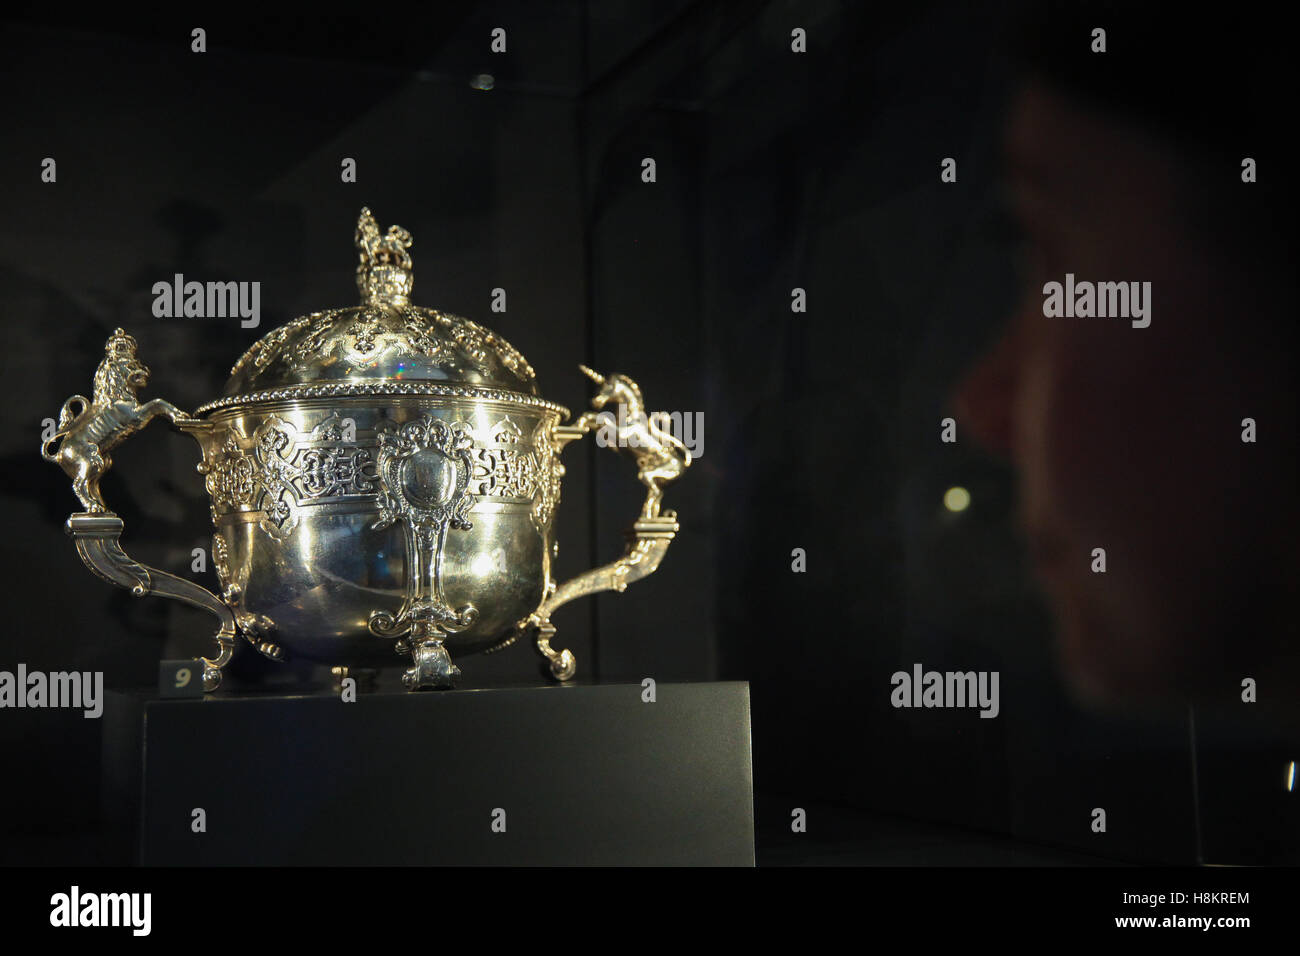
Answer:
xmin=355 ymin=207 xmax=414 ymax=306
xmin=106 ymin=327 xmax=138 ymax=359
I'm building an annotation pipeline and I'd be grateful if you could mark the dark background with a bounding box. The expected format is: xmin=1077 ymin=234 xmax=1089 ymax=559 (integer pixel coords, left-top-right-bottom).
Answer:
xmin=0 ymin=3 xmax=1293 ymax=866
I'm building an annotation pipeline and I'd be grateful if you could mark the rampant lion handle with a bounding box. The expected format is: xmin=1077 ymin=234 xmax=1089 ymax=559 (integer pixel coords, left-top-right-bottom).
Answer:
xmin=42 ymin=328 xmax=237 ymax=691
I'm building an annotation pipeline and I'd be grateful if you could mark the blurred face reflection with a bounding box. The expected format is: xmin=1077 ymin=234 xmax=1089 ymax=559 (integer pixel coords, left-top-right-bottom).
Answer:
xmin=954 ymin=79 xmax=1295 ymax=712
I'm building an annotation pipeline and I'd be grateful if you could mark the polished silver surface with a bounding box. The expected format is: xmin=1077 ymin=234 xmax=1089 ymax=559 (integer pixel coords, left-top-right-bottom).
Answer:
xmin=44 ymin=208 xmax=690 ymax=690
xmin=183 ymin=401 xmax=560 ymax=681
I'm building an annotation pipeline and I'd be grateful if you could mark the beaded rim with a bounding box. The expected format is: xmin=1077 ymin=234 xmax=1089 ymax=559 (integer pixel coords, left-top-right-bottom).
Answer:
xmin=196 ymin=381 xmax=570 ymax=417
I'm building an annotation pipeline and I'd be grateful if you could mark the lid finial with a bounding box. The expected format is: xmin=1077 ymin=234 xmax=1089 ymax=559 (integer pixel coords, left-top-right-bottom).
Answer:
xmin=355 ymin=207 xmax=414 ymax=306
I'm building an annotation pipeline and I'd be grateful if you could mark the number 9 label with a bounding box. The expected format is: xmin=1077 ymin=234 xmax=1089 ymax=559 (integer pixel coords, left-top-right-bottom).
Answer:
xmin=159 ymin=660 xmax=203 ymax=698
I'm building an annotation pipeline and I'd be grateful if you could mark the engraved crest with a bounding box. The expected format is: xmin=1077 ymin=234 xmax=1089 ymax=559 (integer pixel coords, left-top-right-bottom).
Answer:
xmin=367 ymin=414 xmax=479 ymax=690
xmin=371 ymin=417 xmax=476 ymax=541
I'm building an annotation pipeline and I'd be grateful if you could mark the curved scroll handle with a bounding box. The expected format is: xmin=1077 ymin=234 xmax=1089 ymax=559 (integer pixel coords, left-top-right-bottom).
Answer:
xmin=42 ymin=328 xmax=236 ymax=691
xmin=527 ymin=367 xmax=691 ymax=681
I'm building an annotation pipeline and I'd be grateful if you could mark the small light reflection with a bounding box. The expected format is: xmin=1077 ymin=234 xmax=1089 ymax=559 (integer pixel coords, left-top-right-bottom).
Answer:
xmin=471 ymin=551 xmax=498 ymax=577
xmin=943 ymin=486 xmax=971 ymax=513
xmin=470 ymin=73 xmax=495 ymax=91
xmin=1287 ymin=760 xmax=1296 ymax=792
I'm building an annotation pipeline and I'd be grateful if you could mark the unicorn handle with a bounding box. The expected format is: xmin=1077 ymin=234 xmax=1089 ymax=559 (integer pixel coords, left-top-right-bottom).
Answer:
xmin=522 ymin=366 xmax=689 ymax=682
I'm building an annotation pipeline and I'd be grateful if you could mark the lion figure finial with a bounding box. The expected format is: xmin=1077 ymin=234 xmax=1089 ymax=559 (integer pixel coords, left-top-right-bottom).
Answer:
xmin=355 ymin=207 xmax=414 ymax=305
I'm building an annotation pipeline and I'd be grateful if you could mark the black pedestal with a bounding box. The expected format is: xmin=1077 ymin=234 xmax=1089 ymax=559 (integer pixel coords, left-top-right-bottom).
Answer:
xmin=102 ymin=681 xmax=754 ymax=865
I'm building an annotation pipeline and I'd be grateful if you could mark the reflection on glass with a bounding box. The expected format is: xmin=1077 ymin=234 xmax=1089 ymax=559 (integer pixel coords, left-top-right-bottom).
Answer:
xmin=943 ymin=486 xmax=971 ymax=513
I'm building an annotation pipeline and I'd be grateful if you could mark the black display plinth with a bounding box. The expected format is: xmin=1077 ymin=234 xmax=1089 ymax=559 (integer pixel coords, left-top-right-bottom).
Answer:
xmin=101 ymin=681 xmax=754 ymax=866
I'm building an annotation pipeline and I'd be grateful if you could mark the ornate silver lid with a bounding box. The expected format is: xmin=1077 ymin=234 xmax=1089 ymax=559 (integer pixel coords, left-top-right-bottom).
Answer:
xmin=197 ymin=208 xmax=564 ymax=415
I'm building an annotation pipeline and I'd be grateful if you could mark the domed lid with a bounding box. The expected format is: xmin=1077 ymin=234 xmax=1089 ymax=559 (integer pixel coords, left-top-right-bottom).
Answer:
xmin=197 ymin=208 xmax=566 ymax=416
